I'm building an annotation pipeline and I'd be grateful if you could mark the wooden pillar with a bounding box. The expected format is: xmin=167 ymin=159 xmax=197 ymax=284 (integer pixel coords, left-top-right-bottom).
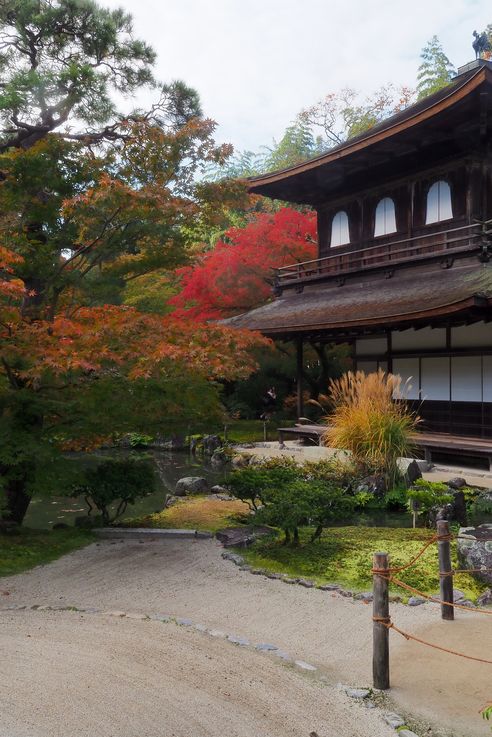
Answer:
xmin=296 ymin=337 xmax=304 ymax=419
xmin=437 ymin=519 xmax=454 ymax=621
xmin=373 ymin=551 xmax=390 ymax=690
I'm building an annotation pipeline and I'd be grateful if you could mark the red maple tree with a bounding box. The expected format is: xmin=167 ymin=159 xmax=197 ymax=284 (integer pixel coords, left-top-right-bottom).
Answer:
xmin=170 ymin=208 xmax=317 ymax=321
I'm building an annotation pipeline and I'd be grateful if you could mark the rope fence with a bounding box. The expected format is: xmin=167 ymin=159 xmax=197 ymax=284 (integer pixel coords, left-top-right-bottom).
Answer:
xmin=372 ymin=519 xmax=492 ymax=690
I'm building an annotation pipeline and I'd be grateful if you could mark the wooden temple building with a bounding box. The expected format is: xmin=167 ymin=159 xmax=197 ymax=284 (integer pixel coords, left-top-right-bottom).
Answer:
xmin=228 ymin=58 xmax=492 ymax=468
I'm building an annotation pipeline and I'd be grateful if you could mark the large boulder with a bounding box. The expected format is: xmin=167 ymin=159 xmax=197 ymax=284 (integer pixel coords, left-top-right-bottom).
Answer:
xmin=457 ymin=524 xmax=492 ymax=585
xmin=175 ymin=477 xmax=210 ymax=496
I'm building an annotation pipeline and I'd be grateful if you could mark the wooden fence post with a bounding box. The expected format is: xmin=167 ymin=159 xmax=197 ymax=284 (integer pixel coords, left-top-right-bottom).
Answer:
xmin=437 ymin=519 xmax=454 ymax=621
xmin=373 ymin=551 xmax=390 ymax=690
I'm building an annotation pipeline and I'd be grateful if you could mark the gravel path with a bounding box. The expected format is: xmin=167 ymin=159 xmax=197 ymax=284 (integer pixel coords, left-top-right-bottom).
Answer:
xmin=1 ymin=537 xmax=490 ymax=736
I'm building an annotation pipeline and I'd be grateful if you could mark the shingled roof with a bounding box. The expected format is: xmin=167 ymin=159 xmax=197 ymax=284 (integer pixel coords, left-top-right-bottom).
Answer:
xmin=225 ymin=263 xmax=492 ymax=337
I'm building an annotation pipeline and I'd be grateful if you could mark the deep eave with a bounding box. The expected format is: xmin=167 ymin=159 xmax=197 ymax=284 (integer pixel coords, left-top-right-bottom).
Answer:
xmin=248 ymin=64 xmax=492 ymax=204
xmin=224 ymin=262 xmax=492 ymax=339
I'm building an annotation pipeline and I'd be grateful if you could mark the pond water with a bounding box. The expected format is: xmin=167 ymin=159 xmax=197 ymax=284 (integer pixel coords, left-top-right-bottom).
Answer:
xmin=24 ymin=449 xmax=227 ymax=530
xmin=24 ymin=449 xmax=492 ymax=530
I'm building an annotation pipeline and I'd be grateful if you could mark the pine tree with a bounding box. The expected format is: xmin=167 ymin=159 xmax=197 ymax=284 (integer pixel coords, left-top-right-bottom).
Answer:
xmin=417 ymin=36 xmax=455 ymax=100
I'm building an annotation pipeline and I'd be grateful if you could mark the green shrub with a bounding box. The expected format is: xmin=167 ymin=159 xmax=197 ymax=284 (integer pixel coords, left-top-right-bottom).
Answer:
xmin=406 ymin=479 xmax=454 ymax=524
xmin=71 ymin=458 xmax=156 ymax=525
xmin=228 ymin=458 xmax=356 ymax=544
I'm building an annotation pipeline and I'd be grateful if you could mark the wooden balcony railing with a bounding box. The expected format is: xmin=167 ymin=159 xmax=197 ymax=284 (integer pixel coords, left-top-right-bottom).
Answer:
xmin=274 ymin=221 xmax=492 ymax=289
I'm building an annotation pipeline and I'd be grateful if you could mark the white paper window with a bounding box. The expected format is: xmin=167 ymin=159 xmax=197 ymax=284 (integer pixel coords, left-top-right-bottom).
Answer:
xmin=426 ymin=180 xmax=453 ymax=224
xmin=374 ymin=197 xmax=397 ymax=237
xmin=421 ymin=357 xmax=450 ymax=400
xmin=392 ymin=357 xmax=420 ymax=400
xmin=451 ymin=356 xmax=482 ymax=402
xmin=330 ymin=211 xmax=350 ymax=247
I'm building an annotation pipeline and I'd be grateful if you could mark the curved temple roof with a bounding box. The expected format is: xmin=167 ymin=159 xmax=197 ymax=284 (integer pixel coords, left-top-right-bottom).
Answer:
xmin=248 ymin=62 xmax=492 ymax=204
xmin=224 ymin=263 xmax=492 ymax=338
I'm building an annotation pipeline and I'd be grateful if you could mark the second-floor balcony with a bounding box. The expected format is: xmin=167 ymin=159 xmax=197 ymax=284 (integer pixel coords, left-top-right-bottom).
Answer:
xmin=273 ymin=220 xmax=492 ymax=292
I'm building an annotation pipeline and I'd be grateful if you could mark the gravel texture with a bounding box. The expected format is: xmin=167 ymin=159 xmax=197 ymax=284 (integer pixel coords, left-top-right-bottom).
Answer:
xmin=1 ymin=537 xmax=490 ymax=736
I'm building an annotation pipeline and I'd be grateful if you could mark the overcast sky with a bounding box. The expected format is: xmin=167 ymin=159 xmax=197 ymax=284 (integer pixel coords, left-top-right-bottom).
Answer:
xmin=103 ymin=0 xmax=492 ymax=153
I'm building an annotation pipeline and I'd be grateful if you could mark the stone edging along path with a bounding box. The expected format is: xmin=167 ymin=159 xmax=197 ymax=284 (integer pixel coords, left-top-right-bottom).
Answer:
xmin=0 ymin=602 xmax=419 ymax=737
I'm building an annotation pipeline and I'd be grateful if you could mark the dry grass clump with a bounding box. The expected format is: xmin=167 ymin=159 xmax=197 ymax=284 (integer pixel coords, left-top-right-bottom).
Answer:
xmin=323 ymin=369 xmax=420 ymax=486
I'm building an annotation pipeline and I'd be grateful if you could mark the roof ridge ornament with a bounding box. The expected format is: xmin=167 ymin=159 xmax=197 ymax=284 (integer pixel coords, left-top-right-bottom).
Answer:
xmin=473 ymin=30 xmax=491 ymax=60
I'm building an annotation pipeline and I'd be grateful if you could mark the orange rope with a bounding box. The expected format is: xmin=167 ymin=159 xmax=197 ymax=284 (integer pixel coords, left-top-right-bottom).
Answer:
xmin=373 ymin=616 xmax=492 ymax=665
xmin=440 ymin=568 xmax=492 ymax=577
xmin=382 ymin=574 xmax=492 ymax=615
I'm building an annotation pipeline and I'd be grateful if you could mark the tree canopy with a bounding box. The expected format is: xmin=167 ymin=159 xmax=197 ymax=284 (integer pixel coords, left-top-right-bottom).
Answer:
xmin=0 ymin=0 xmax=264 ymax=524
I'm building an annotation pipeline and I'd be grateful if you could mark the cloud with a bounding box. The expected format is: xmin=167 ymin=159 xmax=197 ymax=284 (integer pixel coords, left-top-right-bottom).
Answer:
xmin=103 ymin=0 xmax=491 ymax=151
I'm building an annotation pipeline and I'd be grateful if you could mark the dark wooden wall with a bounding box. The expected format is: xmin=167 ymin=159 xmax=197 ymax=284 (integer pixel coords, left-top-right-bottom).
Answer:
xmin=316 ymin=159 xmax=490 ymax=259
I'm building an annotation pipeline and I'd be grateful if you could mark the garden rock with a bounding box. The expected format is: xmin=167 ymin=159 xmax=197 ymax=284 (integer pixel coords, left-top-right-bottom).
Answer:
xmin=165 ymin=495 xmax=178 ymax=508
xmin=216 ymin=526 xmax=273 ymax=548
xmin=175 ymin=477 xmax=210 ymax=496
xmin=202 ymin=434 xmax=222 ymax=456
xmin=408 ymin=596 xmax=426 ymax=606
xmin=154 ymin=434 xmax=186 ymax=450
xmin=383 ymin=713 xmax=406 ymax=729
xmin=447 ymin=477 xmax=467 ymax=489
xmin=345 ymin=688 xmax=370 ymax=699
xmin=211 ymin=485 xmax=229 ymax=495
xmin=430 ymin=488 xmax=467 ymax=526
xmin=353 ymin=592 xmax=373 ymax=602
xmin=211 ymin=450 xmax=229 ymax=469
xmin=356 ymin=474 xmax=386 ymax=497
xmin=404 ymin=459 xmax=422 ymax=486
xmin=477 ymin=588 xmax=492 ymax=606
xmin=231 ymin=454 xmax=250 ymax=469
xmin=453 ymin=589 xmax=466 ymax=603
xmin=457 ymin=524 xmax=492 ymax=584
xmin=298 ymin=579 xmax=315 ymax=588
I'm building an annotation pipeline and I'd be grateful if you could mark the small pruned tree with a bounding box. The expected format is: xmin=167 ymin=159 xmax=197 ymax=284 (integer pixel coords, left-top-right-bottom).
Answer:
xmin=228 ymin=458 xmax=357 ymax=544
xmin=416 ymin=36 xmax=455 ymax=100
xmin=323 ymin=370 xmax=420 ymax=488
xmin=72 ymin=458 xmax=156 ymax=525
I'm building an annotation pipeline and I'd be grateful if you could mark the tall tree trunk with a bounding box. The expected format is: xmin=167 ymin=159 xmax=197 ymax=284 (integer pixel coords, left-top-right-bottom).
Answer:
xmin=3 ymin=477 xmax=31 ymax=525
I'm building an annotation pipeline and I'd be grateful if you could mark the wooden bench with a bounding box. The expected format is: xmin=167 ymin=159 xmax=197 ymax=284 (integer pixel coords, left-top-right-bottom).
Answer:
xmin=411 ymin=432 xmax=492 ymax=471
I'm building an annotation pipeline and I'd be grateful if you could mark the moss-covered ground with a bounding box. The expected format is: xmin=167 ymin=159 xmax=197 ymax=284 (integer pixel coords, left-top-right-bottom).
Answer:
xmin=240 ymin=526 xmax=487 ymax=602
xmin=0 ymin=528 xmax=95 ymax=578
xmin=123 ymin=495 xmax=250 ymax=534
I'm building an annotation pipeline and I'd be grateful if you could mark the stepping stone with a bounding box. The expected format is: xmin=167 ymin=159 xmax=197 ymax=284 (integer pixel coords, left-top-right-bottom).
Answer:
xmin=149 ymin=614 xmax=172 ymax=622
xmin=383 ymin=713 xmax=406 ymax=729
xmin=176 ymin=617 xmax=194 ymax=626
xmin=106 ymin=610 xmax=126 ymax=617
xmin=208 ymin=629 xmax=226 ymax=638
xmin=271 ymin=650 xmax=292 ymax=661
xmin=298 ymin=579 xmax=315 ymax=588
xmin=227 ymin=634 xmax=250 ymax=646
xmin=193 ymin=623 xmax=208 ymax=632
xmin=294 ymin=660 xmax=317 ymax=671
xmin=255 ymin=643 xmax=278 ymax=651
xmin=125 ymin=612 xmax=148 ymax=620
xmin=345 ymin=688 xmax=370 ymax=699
xmin=317 ymin=584 xmax=339 ymax=591
xmin=397 ymin=731 xmax=419 ymax=737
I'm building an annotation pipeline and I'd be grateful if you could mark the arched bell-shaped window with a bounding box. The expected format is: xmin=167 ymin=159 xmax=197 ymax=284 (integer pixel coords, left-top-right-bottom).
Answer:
xmin=426 ymin=180 xmax=453 ymax=224
xmin=330 ymin=210 xmax=350 ymax=247
xmin=374 ymin=197 xmax=397 ymax=237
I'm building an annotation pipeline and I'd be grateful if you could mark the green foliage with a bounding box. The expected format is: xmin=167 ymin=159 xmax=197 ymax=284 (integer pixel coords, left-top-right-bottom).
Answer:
xmin=72 ymin=458 xmax=156 ymax=524
xmin=482 ymin=704 xmax=492 ymax=725
xmin=416 ymin=36 xmax=455 ymax=100
xmin=406 ymin=479 xmax=454 ymax=521
xmin=126 ymin=432 xmax=154 ymax=448
xmin=0 ymin=528 xmax=94 ymax=577
xmin=240 ymin=526 xmax=486 ymax=600
xmin=229 ymin=457 xmax=356 ymax=543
